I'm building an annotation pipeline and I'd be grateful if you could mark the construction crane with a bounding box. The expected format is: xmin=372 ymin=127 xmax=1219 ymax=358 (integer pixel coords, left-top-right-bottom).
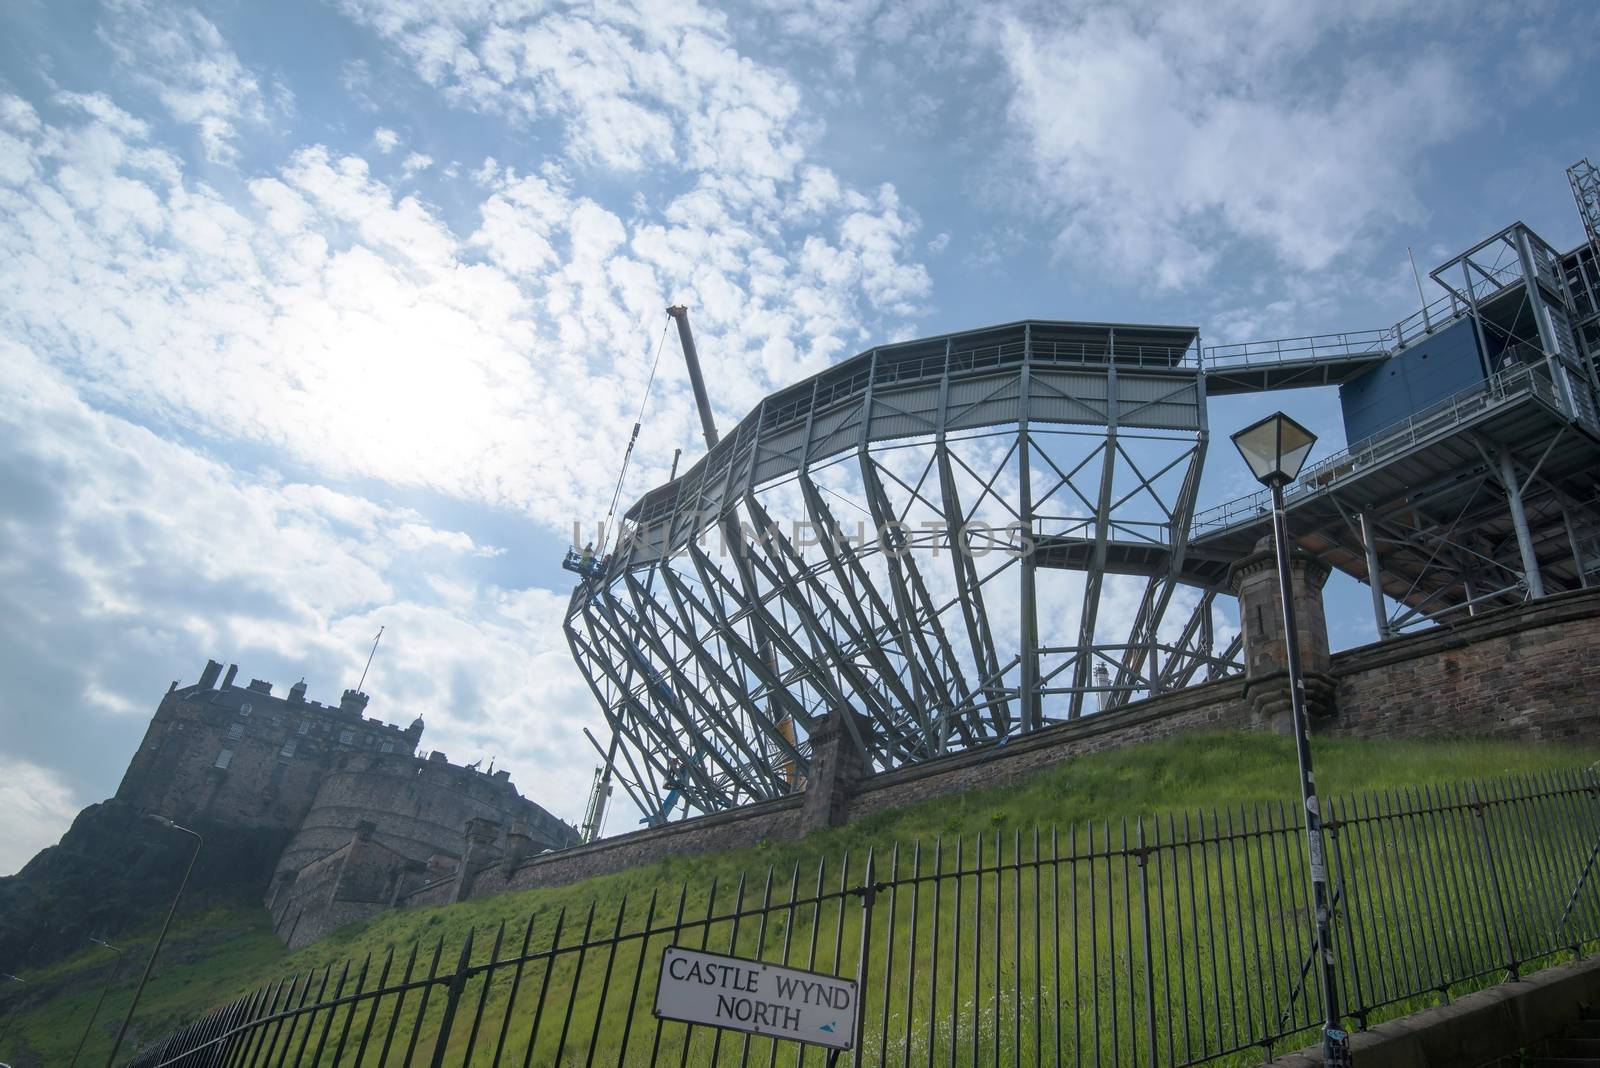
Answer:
xmin=666 ymin=305 xmax=720 ymax=449
xmin=579 ymin=759 xmax=613 ymax=843
xmin=568 ymin=305 xmax=809 ymax=830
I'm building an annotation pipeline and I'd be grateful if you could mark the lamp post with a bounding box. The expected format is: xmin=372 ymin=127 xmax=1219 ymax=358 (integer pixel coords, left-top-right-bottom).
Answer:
xmin=69 ymin=939 xmax=124 ymax=1068
xmin=104 ymin=815 xmax=202 ymax=1068
xmin=0 ymin=973 xmax=24 ymax=1047
xmin=1230 ymin=411 xmax=1352 ymax=1067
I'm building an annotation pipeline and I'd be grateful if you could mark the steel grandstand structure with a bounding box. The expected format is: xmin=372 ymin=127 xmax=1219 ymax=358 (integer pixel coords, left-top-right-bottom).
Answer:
xmin=565 ymin=182 xmax=1600 ymax=829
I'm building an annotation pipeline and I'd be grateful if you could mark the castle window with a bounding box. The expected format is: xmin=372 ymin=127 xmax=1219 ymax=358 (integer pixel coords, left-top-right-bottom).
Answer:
xmin=214 ymin=748 xmax=234 ymax=770
xmin=297 ymin=720 xmax=310 ymax=735
xmin=239 ymin=702 xmax=253 ymax=717
xmin=279 ymin=738 xmax=298 ymax=761
xmin=339 ymin=729 xmax=355 ymax=746
xmin=380 ymin=740 xmax=394 ymax=753
xmin=227 ymin=722 xmax=244 ymax=741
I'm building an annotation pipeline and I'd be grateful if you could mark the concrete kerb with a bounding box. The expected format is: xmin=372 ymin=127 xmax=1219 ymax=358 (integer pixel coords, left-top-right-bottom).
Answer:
xmin=1263 ymin=954 xmax=1600 ymax=1067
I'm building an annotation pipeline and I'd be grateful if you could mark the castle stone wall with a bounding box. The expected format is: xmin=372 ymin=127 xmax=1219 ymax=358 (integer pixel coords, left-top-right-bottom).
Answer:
xmin=272 ymin=753 xmax=571 ymax=879
xmin=402 ymin=795 xmax=804 ymax=904
xmin=116 ymin=662 xmax=420 ymax=833
xmin=89 ymin=657 xmax=580 ymax=951
xmin=271 ymin=828 xmax=423 ymax=950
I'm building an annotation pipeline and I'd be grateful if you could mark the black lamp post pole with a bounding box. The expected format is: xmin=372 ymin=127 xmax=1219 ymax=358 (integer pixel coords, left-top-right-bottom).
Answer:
xmin=1269 ymin=478 xmax=1351 ymax=1066
xmin=70 ymin=940 xmax=124 ymax=1068
xmin=104 ymin=821 xmax=202 ymax=1068
xmin=0 ymin=973 xmax=24 ymax=1047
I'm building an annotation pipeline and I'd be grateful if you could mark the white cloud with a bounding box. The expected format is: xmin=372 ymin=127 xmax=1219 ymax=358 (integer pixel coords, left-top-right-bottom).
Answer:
xmin=0 ymin=1 xmax=938 ymax=846
xmin=0 ymin=760 xmax=83 ymax=876
xmin=99 ymin=0 xmax=271 ymax=165
xmin=400 ymin=150 xmax=433 ymax=177
xmin=0 ymin=338 xmax=601 ymax=848
xmin=334 ymin=0 xmax=901 ymax=224
xmin=0 ymin=87 xmax=929 ymax=532
xmin=341 ymin=58 xmax=382 ymax=111
xmin=997 ymin=2 xmax=1476 ymax=288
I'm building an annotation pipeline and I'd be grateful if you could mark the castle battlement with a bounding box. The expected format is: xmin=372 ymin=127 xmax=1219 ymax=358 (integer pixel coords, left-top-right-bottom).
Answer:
xmin=110 ymin=657 xmax=580 ymax=949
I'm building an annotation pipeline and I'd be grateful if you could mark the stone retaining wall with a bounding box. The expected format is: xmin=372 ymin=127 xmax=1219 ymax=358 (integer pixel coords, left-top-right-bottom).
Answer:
xmin=1329 ymin=588 xmax=1600 ymax=743
xmin=396 ymin=588 xmax=1600 ymax=911
xmin=401 ymin=794 xmax=803 ymax=904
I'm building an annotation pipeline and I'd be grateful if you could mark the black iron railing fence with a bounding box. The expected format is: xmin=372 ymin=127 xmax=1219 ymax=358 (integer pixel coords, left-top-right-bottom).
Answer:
xmin=128 ymin=769 xmax=1600 ymax=1067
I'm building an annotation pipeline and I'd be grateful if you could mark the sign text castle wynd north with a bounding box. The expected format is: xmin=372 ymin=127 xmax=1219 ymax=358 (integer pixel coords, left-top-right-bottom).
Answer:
xmin=653 ymin=946 xmax=857 ymax=1052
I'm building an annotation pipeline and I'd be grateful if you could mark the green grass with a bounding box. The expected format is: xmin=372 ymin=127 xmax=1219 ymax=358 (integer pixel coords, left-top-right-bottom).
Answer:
xmin=6 ymin=732 xmax=1598 ymax=1067
xmin=0 ymin=904 xmax=282 ymax=1067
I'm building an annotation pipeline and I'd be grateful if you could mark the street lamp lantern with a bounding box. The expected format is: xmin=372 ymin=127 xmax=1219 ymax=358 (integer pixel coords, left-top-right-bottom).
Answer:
xmin=1230 ymin=410 xmax=1317 ymax=486
xmin=1230 ymin=411 xmax=1351 ymax=1066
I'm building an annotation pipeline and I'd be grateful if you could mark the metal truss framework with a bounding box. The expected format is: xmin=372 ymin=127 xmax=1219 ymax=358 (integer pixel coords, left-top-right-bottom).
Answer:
xmin=567 ymin=219 xmax=1600 ymax=825
xmin=1572 ymin=159 xmax=1600 ymax=257
xmin=565 ymin=322 xmax=1242 ymax=821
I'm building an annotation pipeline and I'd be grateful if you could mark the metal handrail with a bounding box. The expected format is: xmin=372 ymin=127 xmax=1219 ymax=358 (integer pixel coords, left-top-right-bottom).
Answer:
xmin=1191 ymin=361 xmax=1561 ymax=536
xmin=620 ymin=333 xmax=1202 ymax=533
xmin=1203 ymin=329 xmax=1392 ymax=369
xmin=1200 ymin=262 xmax=1522 ymax=371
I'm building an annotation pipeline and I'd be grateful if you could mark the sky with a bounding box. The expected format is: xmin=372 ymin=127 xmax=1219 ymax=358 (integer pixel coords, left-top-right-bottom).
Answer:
xmin=0 ymin=0 xmax=1595 ymax=874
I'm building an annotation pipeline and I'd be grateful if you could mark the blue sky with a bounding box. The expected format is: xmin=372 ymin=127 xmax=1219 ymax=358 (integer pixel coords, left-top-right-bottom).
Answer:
xmin=1 ymin=0 xmax=1595 ymax=872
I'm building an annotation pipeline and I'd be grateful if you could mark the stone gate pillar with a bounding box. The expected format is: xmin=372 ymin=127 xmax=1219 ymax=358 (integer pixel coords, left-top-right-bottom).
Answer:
xmin=1229 ymin=535 xmax=1337 ymax=732
xmin=799 ymin=708 xmax=875 ymax=833
xmin=502 ymin=820 xmax=533 ymax=870
xmin=452 ymin=817 xmax=502 ymax=903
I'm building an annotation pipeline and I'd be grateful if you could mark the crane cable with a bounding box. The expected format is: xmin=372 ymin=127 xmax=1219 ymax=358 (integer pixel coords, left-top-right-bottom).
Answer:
xmin=600 ymin=318 xmax=673 ymax=555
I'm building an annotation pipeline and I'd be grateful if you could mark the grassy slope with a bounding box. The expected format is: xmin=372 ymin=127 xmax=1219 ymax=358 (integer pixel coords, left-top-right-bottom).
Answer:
xmin=8 ymin=732 xmax=1598 ymax=1066
xmin=1 ymin=904 xmax=283 ymax=1066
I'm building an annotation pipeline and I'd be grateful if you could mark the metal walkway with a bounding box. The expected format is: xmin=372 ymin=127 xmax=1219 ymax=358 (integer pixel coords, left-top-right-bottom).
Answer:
xmin=1196 ymin=241 xmax=1600 ymax=629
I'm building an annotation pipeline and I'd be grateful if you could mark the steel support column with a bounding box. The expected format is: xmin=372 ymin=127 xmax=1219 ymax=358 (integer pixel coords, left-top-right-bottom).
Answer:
xmin=1563 ymin=506 xmax=1590 ymax=588
xmin=1016 ymin=343 xmax=1041 ymax=731
xmin=1498 ymin=449 xmax=1546 ymax=598
xmin=1068 ymin=355 xmax=1118 ymax=719
xmin=1358 ymin=511 xmax=1391 ymax=639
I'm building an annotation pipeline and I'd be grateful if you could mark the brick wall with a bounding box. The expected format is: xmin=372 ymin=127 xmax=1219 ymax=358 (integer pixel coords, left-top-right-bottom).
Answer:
xmin=1329 ymin=587 xmax=1600 ymax=743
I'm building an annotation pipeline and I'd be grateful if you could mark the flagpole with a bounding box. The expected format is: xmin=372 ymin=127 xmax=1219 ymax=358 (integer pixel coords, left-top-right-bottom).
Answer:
xmin=1408 ymin=246 xmax=1432 ymax=331
xmin=356 ymin=626 xmax=384 ymax=692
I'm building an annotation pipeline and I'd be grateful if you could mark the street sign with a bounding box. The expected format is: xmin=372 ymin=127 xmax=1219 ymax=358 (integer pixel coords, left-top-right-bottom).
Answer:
xmin=653 ymin=945 xmax=857 ymax=1051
